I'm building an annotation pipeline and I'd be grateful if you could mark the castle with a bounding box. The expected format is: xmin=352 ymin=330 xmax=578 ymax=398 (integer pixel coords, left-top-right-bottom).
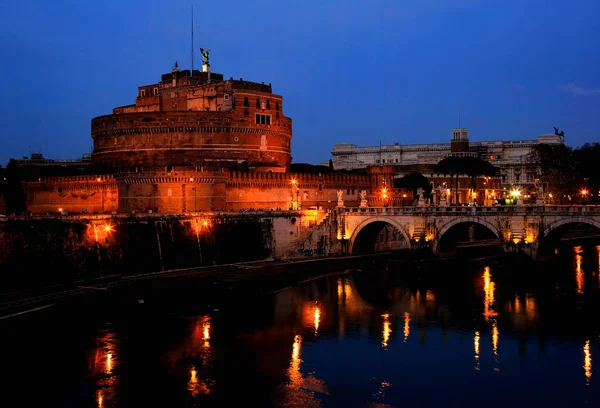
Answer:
xmin=17 ymin=55 xmax=387 ymax=215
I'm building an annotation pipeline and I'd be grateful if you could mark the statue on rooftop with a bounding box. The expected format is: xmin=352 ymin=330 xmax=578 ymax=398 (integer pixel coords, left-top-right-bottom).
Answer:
xmin=200 ymin=48 xmax=211 ymax=66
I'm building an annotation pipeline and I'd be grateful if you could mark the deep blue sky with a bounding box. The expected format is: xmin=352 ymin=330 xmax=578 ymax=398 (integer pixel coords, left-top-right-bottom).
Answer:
xmin=1 ymin=0 xmax=599 ymax=166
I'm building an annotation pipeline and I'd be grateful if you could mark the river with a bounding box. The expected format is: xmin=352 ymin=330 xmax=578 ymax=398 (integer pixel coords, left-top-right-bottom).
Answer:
xmin=3 ymin=244 xmax=600 ymax=407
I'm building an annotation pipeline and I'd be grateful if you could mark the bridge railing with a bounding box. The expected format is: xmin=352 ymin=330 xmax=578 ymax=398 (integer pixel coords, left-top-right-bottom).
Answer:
xmin=339 ymin=205 xmax=600 ymax=216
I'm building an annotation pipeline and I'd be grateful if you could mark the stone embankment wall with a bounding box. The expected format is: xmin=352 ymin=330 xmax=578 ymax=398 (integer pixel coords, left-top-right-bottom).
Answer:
xmin=0 ymin=213 xmax=306 ymax=291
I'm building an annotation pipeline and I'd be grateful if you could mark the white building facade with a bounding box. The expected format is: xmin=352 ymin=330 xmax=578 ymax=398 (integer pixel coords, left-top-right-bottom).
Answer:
xmin=327 ymin=129 xmax=564 ymax=189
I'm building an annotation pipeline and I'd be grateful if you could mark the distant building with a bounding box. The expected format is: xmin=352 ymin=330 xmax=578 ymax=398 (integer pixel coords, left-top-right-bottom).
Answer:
xmin=328 ymin=129 xmax=564 ymax=189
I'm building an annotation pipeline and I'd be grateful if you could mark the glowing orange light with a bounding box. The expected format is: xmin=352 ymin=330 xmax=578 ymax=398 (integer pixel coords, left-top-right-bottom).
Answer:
xmin=492 ymin=321 xmax=499 ymax=357
xmin=313 ymin=211 xmax=317 ymax=216
xmin=403 ymin=312 xmax=410 ymax=343
xmin=382 ymin=313 xmax=391 ymax=348
xmin=314 ymin=307 xmax=321 ymax=335
xmin=189 ymin=177 xmax=194 ymax=182
xmin=104 ymin=224 xmax=112 ymax=232
xmin=97 ymin=177 xmax=102 ymax=182
xmin=402 ymin=194 xmax=407 ymax=198
xmin=581 ymin=189 xmax=589 ymax=196
xmin=291 ymin=178 xmax=297 ymax=185
xmin=106 ymin=352 xmax=112 ymax=372
xmin=97 ymin=391 xmax=104 ymax=408
xmin=576 ymin=253 xmax=584 ymax=294
xmin=483 ymin=266 xmax=498 ymax=320
xmin=474 ymin=330 xmax=480 ymax=371
xmin=58 ymin=207 xmax=63 ymax=212
xmin=292 ymin=335 xmax=301 ymax=361
xmin=202 ymin=220 xmax=209 ymax=227
xmin=203 ymin=322 xmax=210 ymax=341
xmin=584 ymin=340 xmax=592 ymax=385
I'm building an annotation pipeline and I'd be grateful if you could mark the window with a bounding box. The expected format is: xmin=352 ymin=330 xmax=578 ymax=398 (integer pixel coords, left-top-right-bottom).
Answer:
xmin=395 ymin=159 xmax=399 ymax=163
xmin=255 ymin=114 xmax=271 ymax=125
xmin=153 ymin=87 xmax=158 ymax=96
xmin=234 ymin=137 xmax=239 ymax=142
xmin=266 ymin=100 xmax=270 ymax=109
xmin=224 ymin=94 xmax=229 ymax=100
xmin=140 ymin=89 xmax=146 ymax=97
xmin=276 ymin=101 xmax=279 ymax=111
xmin=167 ymin=188 xmax=172 ymax=197
xmin=256 ymin=98 xmax=260 ymax=108
xmin=376 ymin=159 xmax=380 ymax=163
xmin=244 ymin=97 xmax=249 ymax=107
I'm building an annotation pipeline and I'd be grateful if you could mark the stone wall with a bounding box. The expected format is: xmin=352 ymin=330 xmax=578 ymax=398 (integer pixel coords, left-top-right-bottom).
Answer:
xmin=0 ymin=213 xmax=300 ymax=291
xmin=22 ymin=170 xmax=381 ymax=215
xmin=25 ymin=175 xmax=118 ymax=214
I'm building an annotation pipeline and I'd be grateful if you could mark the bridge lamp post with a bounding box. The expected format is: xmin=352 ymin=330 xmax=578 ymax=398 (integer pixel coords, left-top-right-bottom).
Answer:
xmin=581 ymin=189 xmax=589 ymax=205
xmin=510 ymin=188 xmax=521 ymax=206
xmin=381 ymin=188 xmax=388 ymax=207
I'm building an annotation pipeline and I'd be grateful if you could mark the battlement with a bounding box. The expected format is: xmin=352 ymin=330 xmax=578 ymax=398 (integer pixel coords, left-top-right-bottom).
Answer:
xmin=38 ymin=175 xmax=116 ymax=185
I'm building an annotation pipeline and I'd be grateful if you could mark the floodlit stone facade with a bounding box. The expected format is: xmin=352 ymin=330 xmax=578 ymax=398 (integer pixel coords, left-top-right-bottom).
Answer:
xmin=329 ymin=130 xmax=564 ymax=188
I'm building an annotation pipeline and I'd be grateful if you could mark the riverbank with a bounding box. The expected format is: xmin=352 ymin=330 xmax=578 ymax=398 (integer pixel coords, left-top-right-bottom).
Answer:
xmin=0 ymin=253 xmax=393 ymax=323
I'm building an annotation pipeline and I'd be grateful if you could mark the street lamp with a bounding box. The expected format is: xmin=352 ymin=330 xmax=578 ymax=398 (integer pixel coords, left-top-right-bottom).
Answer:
xmin=510 ymin=187 xmax=521 ymax=205
xmin=291 ymin=178 xmax=299 ymax=210
xmin=581 ymin=188 xmax=589 ymax=204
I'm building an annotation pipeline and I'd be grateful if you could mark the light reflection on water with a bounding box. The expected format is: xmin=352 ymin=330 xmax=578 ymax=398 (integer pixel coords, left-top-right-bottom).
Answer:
xmin=90 ymin=329 xmax=119 ymax=408
xmin=87 ymin=249 xmax=600 ymax=406
xmin=9 ymin=244 xmax=600 ymax=407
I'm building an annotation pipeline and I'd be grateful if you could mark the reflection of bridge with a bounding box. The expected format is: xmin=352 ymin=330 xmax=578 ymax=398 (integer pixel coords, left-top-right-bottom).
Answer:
xmin=293 ymin=205 xmax=600 ymax=259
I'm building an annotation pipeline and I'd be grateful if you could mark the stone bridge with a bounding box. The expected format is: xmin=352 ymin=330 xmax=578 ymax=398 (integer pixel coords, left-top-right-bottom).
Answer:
xmin=292 ymin=205 xmax=600 ymax=259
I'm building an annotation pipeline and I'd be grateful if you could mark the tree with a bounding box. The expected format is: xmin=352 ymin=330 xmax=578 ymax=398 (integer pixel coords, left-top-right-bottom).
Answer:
xmin=394 ymin=172 xmax=432 ymax=198
xmin=434 ymin=156 xmax=496 ymax=204
xmin=527 ymin=144 xmax=575 ymax=204
xmin=4 ymin=160 xmax=27 ymax=215
xmin=572 ymin=143 xmax=600 ymax=199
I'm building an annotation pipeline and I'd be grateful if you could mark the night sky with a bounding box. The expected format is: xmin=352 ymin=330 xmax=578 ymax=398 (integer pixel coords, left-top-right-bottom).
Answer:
xmin=1 ymin=0 xmax=599 ymax=166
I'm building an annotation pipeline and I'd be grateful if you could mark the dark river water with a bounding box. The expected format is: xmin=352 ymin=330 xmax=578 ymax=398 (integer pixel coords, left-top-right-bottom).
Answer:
xmin=4 ymin=244 xmax=600 ymax=407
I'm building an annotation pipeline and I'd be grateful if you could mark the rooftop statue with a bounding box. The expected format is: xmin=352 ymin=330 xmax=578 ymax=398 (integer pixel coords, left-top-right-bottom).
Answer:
xmin=200 ymin=48 xmax=211 ymax=66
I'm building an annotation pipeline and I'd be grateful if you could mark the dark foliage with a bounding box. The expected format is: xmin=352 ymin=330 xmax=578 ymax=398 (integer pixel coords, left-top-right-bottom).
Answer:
xmin=394 ymin=172 xmax=432 ymax=196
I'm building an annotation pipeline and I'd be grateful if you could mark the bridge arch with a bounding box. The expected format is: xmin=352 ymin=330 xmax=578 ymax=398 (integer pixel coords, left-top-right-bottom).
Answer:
xmin=538 ymin=217 xmax=600 ymax=256
xmin=349 ymin=216 xmax=411 ymax=254
xmin=543 ymin=217 xmax=600 ymax=237
xmin=433 ymin=217 xmax=501 ymax=255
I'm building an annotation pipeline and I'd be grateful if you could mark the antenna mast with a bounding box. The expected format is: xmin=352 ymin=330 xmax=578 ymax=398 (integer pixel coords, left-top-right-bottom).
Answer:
xmin=191 ymin=3 xmax=194 ymax=73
